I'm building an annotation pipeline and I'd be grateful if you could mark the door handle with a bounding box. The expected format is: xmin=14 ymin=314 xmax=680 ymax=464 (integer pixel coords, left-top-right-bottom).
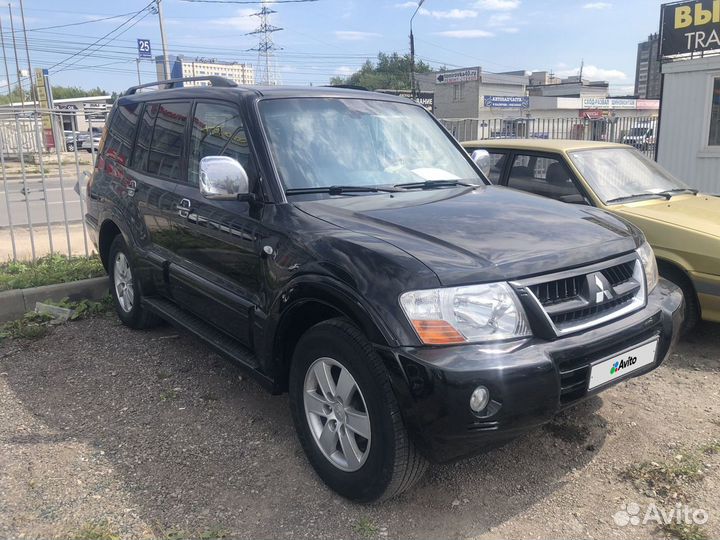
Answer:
xmin=176 ymin=198 xmax=194 ymax=218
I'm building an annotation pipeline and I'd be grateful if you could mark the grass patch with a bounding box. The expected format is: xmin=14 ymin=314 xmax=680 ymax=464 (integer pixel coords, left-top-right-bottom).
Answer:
xmin=660 ymin=522 xmax=709 ymax=540
xmin=48 ymin=296 xmax=114 ymax=320
xmin=0 ymin=254 xmax=104 ymax=292
xmin=72 ymin=520 xmax=121 ymax=540
xmin=622 ymin=452 xmax=705 ymax=502
xmin=0 ymin=312 xmax=53 ymax=341
xmin=699 ymin=440 xmax=720 ymax=455
xmin=160 ymin=389 xmax=178 ymax=402
xmin=352 ymin=517 xmax=378 ymax=538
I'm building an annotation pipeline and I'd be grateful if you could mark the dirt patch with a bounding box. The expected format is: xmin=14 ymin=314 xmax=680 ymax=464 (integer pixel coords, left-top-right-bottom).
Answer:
xmin=0 ymin=317 xmax=718 ymax=539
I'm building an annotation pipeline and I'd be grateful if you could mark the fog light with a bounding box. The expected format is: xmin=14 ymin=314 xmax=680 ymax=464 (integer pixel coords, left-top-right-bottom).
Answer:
xmin=469 ymin=386 xmax=490 ymax=413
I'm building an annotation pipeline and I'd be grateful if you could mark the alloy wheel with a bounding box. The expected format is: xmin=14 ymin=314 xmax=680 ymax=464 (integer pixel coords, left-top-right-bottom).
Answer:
xmin=113 ymin=252 xmax=134 ymax=313
xmin=303 ymin=357 xmax=371 ymax=472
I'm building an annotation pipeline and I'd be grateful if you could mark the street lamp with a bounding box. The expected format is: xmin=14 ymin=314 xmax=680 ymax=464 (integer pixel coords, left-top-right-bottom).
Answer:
xmin=410 ymin=0 xmax=426 ymax=100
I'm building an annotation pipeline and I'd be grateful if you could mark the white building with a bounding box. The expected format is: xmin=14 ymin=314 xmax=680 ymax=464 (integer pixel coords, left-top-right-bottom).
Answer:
xmin=156 ymin=55 xmax=255 ymax=86
xmin=656 ymin=55 xmax=720 ymax=194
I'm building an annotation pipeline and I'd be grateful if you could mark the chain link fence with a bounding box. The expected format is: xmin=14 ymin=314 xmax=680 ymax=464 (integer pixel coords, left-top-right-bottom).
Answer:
xmin=0 ymin=106 xmax=109 ymax=262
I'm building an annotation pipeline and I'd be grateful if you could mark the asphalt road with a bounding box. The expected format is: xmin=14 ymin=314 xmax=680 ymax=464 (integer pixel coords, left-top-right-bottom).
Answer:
xmin=0 ymin=176 xmax=85 ymax=227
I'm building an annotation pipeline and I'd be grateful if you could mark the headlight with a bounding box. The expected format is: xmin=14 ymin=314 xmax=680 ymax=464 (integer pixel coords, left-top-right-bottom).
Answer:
xmin=636 ymin=241 xmax=658 ymax=292
xmin=399 ymin=282 xmax=531 ymax=345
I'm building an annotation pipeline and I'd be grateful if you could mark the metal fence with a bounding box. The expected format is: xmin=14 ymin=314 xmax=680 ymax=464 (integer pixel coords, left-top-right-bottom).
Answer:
xmin=441 ymin=114 xmax=658 ymax=158
xmin=0 ymin=106 xmax=109 ymax=262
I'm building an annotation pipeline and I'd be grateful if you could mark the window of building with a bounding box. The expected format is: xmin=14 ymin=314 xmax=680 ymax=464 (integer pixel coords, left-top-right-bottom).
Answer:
xmin=710 ymin=77 xmax=720 ymax=146
xmin=453 ymin=83 xmax=464 ymax=102
xmin=188 ymin=101 xmax=253 ymax=187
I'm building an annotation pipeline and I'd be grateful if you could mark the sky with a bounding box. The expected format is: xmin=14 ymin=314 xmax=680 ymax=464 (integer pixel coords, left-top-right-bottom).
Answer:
xmin=5 ymin=0 xmax=669 ymax=95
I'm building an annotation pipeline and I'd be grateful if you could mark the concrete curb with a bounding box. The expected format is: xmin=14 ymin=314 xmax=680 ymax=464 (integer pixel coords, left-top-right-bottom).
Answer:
xmin=0 ymin=276 xmax=109 ymax=323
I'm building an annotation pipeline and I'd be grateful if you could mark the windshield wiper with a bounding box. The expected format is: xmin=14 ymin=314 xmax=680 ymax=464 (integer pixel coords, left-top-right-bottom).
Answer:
xmin=394 ymin=179 xmax=477 ymax=190
xmin=656 ymin=188 xmax=699 ymax=199
xmin=606 ymin=193 xmax=669 ymax=204
xmin=285 ymin=185 xmax=401 ymax=196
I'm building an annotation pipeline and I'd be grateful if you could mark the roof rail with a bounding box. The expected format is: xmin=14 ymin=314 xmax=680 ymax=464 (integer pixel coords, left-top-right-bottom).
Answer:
xmin=323 ymin=84 xmax=369 ymax=91
xmin=122 ymin=76 xmax=238 ymax=96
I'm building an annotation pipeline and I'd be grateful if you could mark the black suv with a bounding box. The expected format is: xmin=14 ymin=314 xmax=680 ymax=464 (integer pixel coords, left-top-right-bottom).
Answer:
xmin=87 ymin=77 xmax=683 ymax=502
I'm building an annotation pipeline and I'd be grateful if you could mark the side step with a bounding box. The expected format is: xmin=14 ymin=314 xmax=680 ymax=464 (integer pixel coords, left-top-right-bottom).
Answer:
xmin=142 ymin=297 xmax=274 ymax=391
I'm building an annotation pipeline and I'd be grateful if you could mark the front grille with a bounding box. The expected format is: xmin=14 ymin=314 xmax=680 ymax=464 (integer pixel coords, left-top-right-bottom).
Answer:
xmin=517 ymin=255 xmax=645 ymax=337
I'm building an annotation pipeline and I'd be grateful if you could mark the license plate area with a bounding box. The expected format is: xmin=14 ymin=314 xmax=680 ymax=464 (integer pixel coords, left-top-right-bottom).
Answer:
xmin=588 ymin=338 xmax=658 ymax=391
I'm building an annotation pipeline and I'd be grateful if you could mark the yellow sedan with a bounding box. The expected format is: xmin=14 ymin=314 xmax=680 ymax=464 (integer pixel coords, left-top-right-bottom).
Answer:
xmin=462 ymin=139 xmax=720 ymax=331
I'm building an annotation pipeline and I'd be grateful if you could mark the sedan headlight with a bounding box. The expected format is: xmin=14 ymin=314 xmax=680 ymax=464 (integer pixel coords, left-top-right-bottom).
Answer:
xmin=636 ymin=241 xmax=658 ymax=292
xmin=399 ymin=282 xmax=531 ymax=345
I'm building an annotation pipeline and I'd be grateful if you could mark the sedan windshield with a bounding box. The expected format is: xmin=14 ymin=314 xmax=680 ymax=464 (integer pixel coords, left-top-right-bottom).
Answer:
xmin=569 ymin=147 xmax=689 ymax=204
xmin=259 ymin=97 xmax=483 ymax=193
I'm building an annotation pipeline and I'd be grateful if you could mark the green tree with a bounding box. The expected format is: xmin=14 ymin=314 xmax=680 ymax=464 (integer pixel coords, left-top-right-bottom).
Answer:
xmin=0 ymin=84 xmax=109 ymax=105
xmin=329 ymin=52 xmax=433 ymax=91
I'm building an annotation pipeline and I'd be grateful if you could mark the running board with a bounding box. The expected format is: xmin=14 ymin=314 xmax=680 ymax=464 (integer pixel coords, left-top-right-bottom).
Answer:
xmin=142 ymin=297 xmax=274 ymax=391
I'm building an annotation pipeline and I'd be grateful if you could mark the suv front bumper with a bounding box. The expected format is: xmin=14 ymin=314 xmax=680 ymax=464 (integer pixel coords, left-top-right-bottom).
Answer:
xmin=378 ymin=278 xmax=683 ymax=463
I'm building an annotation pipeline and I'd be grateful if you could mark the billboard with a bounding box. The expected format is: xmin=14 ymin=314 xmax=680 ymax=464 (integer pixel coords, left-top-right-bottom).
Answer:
xmin=435 ymin=68 xmax=479 ymax=84
xmin=483 ymin=96 xmax=529 ymax=108
xmin=660 ymin=0 xmax=720 ymax=57
xmin=581 ymin=97 xmax=637 ymax=109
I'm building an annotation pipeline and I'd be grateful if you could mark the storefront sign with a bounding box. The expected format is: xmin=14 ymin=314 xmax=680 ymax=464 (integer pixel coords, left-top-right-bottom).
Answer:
xmin=435 ymin=68 xmax=479 ymax=84
xmin=581 ymin=97 xmax=637 ymax=109
xmin=377 ymin=89 xmax=434 ymax=112
xmin=483 ymin=96 xmax=529 ymax=108
xmin=660 ymin=0 xmax=720 ymax=57
xmin=636 ymin=99 xmax=661 ymax=110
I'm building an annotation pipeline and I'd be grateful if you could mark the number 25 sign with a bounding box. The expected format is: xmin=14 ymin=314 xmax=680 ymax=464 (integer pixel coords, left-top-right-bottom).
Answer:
xmin=137 ymin=39 xmax=152 ymax=59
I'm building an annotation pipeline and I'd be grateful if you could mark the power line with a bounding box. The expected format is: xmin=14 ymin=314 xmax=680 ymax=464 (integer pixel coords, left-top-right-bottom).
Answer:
xmin=27 ymin=11 xmax=142 ymax=32
xmin=47 ymin=1 xmax=155 ymax=72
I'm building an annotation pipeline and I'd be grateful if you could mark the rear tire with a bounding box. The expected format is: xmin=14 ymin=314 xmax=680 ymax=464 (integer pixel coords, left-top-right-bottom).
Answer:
xmin=108 ymin=235 xmax=160 ymax=329
xmin=289 ymin=318 xmax=427 ymax=502
xmin=659 ymin=264 xmax=699 ymax=334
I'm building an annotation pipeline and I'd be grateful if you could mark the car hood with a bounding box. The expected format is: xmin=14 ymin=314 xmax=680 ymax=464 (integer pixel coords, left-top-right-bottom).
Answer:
xmin=294 ymin=186 xmax=639 ymax=286
xmin=612 ymin=194 xmax=720 ymax=237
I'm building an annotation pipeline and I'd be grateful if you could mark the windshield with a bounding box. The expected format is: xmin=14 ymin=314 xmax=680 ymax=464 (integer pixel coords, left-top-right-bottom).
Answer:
xmin=259 ymin=97 xmax=483 ymax=192
xmin=627 ymin=127 xmax=649 ymax=136
xmin=569 ymin=147 xmax=688 ymax=204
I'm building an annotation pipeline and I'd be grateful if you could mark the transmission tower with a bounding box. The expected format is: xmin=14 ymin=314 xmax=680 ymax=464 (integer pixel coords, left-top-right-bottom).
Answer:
xmin=247 ymin=6 xmax=282 ymax=85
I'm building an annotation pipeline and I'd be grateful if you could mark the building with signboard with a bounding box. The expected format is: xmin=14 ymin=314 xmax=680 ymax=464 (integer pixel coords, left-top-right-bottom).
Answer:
xmin=155 ymin=55 xmax=255 ymax=86
xmin=655 ymin=0 xmax=720 ymax=193
xmin=635 ymin=33 xmax=662 ymax=99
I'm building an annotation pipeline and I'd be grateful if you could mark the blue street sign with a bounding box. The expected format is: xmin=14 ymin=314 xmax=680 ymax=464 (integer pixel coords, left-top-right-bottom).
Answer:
xmin=137 ymin=39 xmax=152 ymax=58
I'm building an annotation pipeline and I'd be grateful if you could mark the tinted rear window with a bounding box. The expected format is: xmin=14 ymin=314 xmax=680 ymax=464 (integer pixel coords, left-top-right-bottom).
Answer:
xmin=104 ymin=102 xmax=140 ymax=165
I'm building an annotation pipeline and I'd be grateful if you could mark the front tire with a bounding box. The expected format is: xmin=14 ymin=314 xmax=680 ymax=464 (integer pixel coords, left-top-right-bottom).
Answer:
xmin=108 ymin=235 xmax=159 ymax=329
xmin=659 ymin=264 xmax=699 ymax=334
xmin=289 ymin=318 xmax=427 ymax=502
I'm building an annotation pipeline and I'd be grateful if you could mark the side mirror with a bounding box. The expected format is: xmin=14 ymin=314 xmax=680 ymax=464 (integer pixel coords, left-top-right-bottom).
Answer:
xmin=199 ymin=156 xmax=250 ymax=201
xmin=470 ymin=149 xmax=492 ymax=178
xmin=560 ymin=193 xmax=589 ymax=205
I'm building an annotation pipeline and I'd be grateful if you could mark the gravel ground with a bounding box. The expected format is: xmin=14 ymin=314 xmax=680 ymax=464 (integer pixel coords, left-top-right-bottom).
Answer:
xmin=0 ymin=315 xmax=718 ymax=540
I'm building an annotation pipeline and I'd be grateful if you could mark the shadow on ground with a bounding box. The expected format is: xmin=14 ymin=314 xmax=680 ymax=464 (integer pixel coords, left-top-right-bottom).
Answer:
xmin=1 ymin=316 xmax=609 ymax=539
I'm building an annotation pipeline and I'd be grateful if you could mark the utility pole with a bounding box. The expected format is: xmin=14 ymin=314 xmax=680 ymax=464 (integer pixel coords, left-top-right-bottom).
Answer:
xmin=579 ymin=58 xmax=584 ymax=82
xmin=409 ymin=0 xmax=426 ymax=100
xmin=0 ymin=17 xmax=13 ymax=98
xmin=136 ymin=58 xmax=142 ymax=85
xmin=247 ymin=6 xmax=282 ymax=85
xmin=18 ymin=0 xmax=34 ymax=104
xmin=8 ymin=4 xmax=24 ymax=108
xmin=156 ymin=0 xmax=171 ymax=80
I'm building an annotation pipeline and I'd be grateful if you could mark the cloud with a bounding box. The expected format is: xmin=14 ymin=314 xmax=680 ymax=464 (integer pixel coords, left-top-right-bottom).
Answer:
xmin=334 ymin=30 xmax=382 ymax=41
xmin=334 ymin=66 xmax=355 ymax=76
xmin=582 ymin=2 xmax=611 ymax=9
xmin=434 ymin=29 xmax=494 ymax=38
xmin=556 ymin=64 xmax=627 ymax=81
xmin=208 ymin=9 xmax=260 ymax=32
xmin=394 ymin=1 xmax=418 ymax=7
xmin=474 ymin=0 xmax=520 ymax=10
xmin=420 ymin=8 xmax=478 ymax=19
xmin=500 ymin=27 xmax=520 ymax=33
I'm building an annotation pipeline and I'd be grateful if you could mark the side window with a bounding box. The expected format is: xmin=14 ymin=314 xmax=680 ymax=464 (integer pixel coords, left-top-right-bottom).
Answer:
xmin=147 ymin=102 xmax=191 ymax=181
xmin=103 ymin=102 xmax=140 ymax=166
xmin=131 ymin=103 xmax=156 ymax=172
xmin=485 ymin=151 xmax=508 ymax=184
xmin=188 ymin=101 xmax=252 ymax=187
xmin=507 ymin=153 xmax=583 ymax=202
